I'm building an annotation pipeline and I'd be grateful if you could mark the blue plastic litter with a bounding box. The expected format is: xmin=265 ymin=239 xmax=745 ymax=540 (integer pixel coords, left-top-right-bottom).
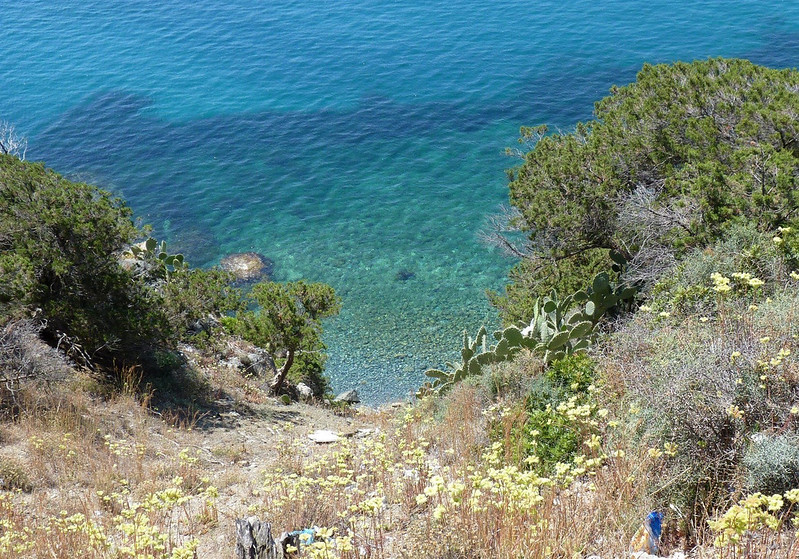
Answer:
xmin=630 ymin=511 xmax=663 ymax=555
xmin=288 ymin=528 xmax=316 ymax=545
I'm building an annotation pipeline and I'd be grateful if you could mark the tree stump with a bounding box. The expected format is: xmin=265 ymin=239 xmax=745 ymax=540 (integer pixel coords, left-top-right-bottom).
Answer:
xmin=235 ymin=517 xmax=276 ymax=559
xmin=235 ymin=518 xmax=300 ymax=558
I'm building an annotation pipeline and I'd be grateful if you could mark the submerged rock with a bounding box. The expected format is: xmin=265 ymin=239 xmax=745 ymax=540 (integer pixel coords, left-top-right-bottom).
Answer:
xmin=220 ymin=252 xmax=274 ymax=282
xmin=394 ymin=268 xmax=415 ymax=281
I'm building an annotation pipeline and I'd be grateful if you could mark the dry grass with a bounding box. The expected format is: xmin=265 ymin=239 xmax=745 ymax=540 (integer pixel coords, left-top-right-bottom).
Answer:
xmin=2 ymin=312 xmax=799 ymax=558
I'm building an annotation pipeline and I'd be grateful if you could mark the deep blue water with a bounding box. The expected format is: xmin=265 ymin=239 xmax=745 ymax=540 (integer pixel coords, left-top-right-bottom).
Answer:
xmin=2 ymin=1 xmax=798 ymax=403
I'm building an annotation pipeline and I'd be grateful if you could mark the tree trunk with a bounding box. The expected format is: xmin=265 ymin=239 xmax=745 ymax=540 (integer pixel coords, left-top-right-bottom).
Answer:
xmin=269 ymin=348 xmax=294 ymax=394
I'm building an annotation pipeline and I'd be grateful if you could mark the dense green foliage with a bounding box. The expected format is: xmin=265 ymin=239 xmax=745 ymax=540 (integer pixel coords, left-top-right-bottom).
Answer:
xmin=1 ymin=154 xmax=340 ymax=393
xmin=524 ymin=354 xmax=598 ymax=470
xmin=490 ymin=250 xmax=609 ymax=324
xmin=487 ymin=354 xmax=598 ymax=472
xmin=0 ymin=154 xmax=165 ymax=364
xmin=227 ymin=280 xmax=341 ymax=394
xmin=160 ymin=268 xmax=243 ymax=338
xmin=495 ymin=58 xmax=799 ymax=321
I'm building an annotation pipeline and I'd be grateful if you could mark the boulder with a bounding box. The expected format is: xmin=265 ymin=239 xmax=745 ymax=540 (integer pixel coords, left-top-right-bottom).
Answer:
xmin=335 ymin=389 xmax=360 ymax=404
xmin=220 ymin=252 xmax=274 ymax=282
xmin=296 ymin=383 xmax=314 ymax=402
xmin=240 ymin=351 xmax=276 ymax=377
xmin=222 ymin=340 xmax=277 ymax=378
xmin=187 ymin=314 xmax=220 ymax=335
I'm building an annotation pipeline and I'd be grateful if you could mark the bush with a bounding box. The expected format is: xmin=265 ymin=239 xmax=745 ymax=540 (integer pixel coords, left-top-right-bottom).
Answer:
xmin=774 ymin=225 xmax=799 ymax=272
xmin=160 ymin=268 xmax=243 ymax=342
xmin=0 ymin=154 xmax=167 ymax=365
xmin=744 ymin=434 xmax=799 ymax=496
xmin=647 ymin=223 xmax=787 ymax=317
xmin=524 ymin=355 xmax=597 ymax=470
xmin=0 ymin=457 xmax=33 ymax=492
xmin=498 ymin=58 xmax=799 ymax=320
xmin=545 ymin=352 xmax=596 ymax=392
xmin=524 ymin=394 xmax=582 ymax=470
xmin=601 ymin=286 xmax=799 ymax=527
xmin=227 ymin=280 xmax=340 ymax=395
xmin=0 ymin=319 xmax=72 ymax=386
xmin=478 ymin=350 xmax=544 ymax=401
xmin=486 ymin=354 xmax=598 ymax=472
xmin=489 ymin=249 xmax=610 ymax=325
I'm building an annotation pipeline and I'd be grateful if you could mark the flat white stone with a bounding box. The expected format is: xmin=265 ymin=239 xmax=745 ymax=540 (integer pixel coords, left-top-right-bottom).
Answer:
xmin=308 ymin=430 xmax=340 ymax=443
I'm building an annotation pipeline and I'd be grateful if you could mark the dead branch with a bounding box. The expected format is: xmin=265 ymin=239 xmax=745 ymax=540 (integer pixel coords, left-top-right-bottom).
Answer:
xmin=0 ymin=121 xmax=28 ymax=160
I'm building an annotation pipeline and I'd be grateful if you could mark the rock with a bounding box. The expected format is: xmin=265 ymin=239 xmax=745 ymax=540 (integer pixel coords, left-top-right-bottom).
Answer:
xmin=335 ymin=390 xmax=360 ymax=404
xmin=223 ymin=340 xmax=277 ymax=378
xmin=220 ymin=252 xmax=274 ymax=282
xmin=214 ymin=397 xmax=235 ymax=409
xmin=296 ymin=383 xmax=313 ymax=402
xmin=188 ymin=313 xmax=220 ymax=335
xmin=119 ymin=255 xmax=144 ymax=273
xmin=241 ymin=351 xmax=275 ymax=377
xmin=308 ymin=430 xmax=340 ymax=444
xmin=235 ymin=517 xmax=276 ymax=559
xmin=395 ymin=268 xmax=415 ymax=281
xmin=223 ymin=356 xmax=244 ymax=370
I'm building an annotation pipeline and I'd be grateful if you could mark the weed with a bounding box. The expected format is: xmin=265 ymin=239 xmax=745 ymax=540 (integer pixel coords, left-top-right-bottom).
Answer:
xmin=0 ymin=457 xmax=32 ymax=492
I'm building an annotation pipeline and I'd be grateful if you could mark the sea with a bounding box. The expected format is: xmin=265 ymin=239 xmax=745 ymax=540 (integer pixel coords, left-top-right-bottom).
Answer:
xmin=2 ymin=1 xmax=798 ymax=403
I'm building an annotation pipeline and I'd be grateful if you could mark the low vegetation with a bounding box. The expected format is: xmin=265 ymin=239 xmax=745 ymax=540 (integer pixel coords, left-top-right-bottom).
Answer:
xmin=3 ymin=58 xmax=799 ymax=558
xmin=0 ymin=152 xmax=340 ymax=397
xmin=491 ymin=57 xmax=799 ymax=323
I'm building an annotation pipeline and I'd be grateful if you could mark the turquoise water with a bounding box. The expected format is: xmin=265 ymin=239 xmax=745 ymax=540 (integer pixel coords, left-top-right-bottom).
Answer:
xmin=2 ymin=2 xmax=798 ymax=402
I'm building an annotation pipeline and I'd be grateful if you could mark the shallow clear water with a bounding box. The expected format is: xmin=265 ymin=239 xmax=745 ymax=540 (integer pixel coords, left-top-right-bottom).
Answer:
xmin=2 ymin=1 xmax=798 ymax=402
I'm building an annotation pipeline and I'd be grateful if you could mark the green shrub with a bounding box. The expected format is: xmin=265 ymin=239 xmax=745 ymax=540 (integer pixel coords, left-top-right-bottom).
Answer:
xmin=545 ymin=353 xmax=596 ymax=392
xmin=648 ymin=223 xmax=787 ymax=316
xmin=478 ymin=350 xmax=544 ymax=401
xmin=0 ymin=457 xmax=32 ymax=492
xmin=0 ymin=154 xmax=343 ymax=396
xmin=228 ymin=280 xmax=340 ymax=395
xmin=524 ymin=355 xmax=597 ymax=470
xmin=160 ymin=268 xmax=243 ymax=342
xmin=524 ymin=393 xmax=582 ymax=470
xmin=499 ymin=58 xmax=799 ymax=320
xmin=602 ymin=287 xmax=799 ymax=527
xmin=774 ymin=226 xmax=799 ymax=271
xmin=486 ymin=354 xmax=597 ymax=473
xmin=0 ymin=154 xmax=168 ymax=365
xmin=490 ymin=250 xmax=610 ymax=325
xmin=744 ymin=434 xmax=799 ymax=496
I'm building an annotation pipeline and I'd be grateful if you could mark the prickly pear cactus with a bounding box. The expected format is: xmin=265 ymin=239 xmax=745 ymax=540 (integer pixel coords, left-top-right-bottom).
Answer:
xmin=418 ymin=325 xmax=502 ymax=397
xmin=419 ymin=265 xmax=638 ymax=397
xmin=124 ymin=237 xmax=188 ymax=281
